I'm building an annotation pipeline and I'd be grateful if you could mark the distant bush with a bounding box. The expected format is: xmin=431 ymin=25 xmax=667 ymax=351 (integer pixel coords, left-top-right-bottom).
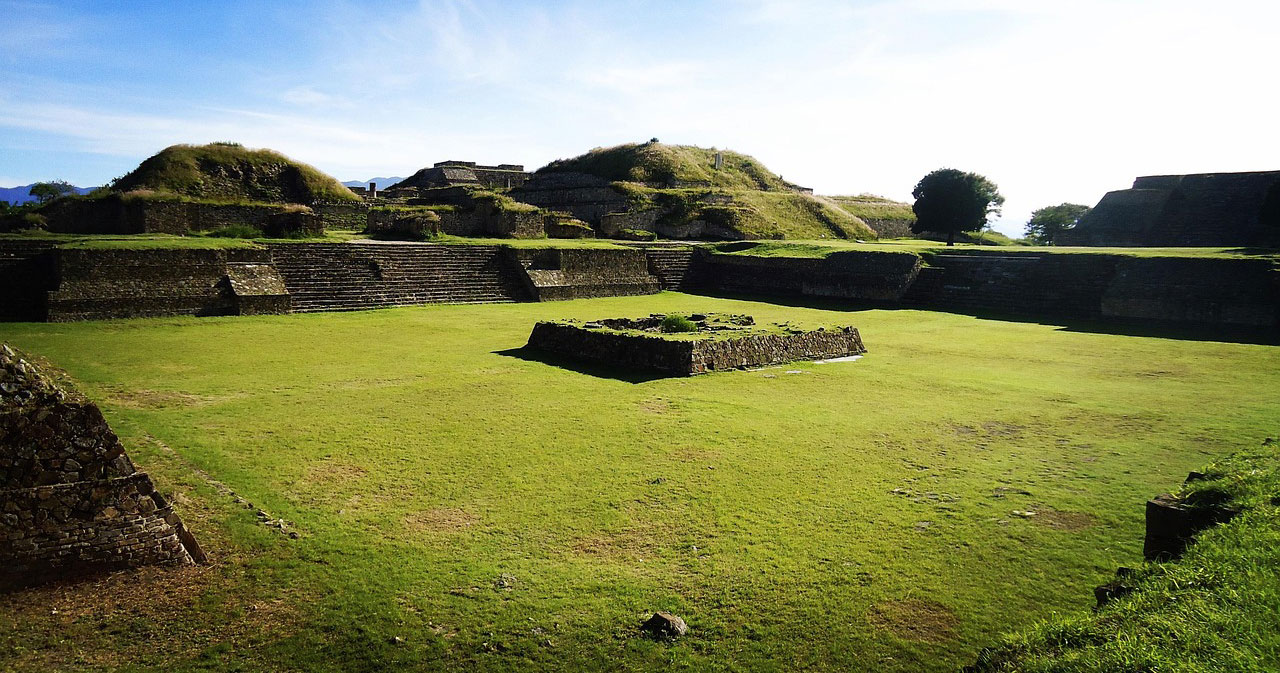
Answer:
xmin=660 ymin=314 xmax=698 ymax=333
xmin=206 ymin=224 xmax=263 ymax=238
xmin=616 ymin=228 xmax=657 ymax=241
xmin=21 ymin=213 xmax=47 ymax=230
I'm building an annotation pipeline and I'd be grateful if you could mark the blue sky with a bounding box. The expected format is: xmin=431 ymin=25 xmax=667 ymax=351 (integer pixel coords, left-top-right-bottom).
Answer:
xmin=2 ymin=0 xmax=1277 ymax=235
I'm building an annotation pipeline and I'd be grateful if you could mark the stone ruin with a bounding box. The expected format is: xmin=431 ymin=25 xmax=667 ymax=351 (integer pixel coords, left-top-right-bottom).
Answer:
xmin=526 ymin=312 xmax=866 ymax=376
xmin=387 ymin=161 xmax=531 ymax=192
xmin=0 ymin=344 xmax=203 ymax=590
xmin=1062 ymin=170 xmax=1280 ymax=248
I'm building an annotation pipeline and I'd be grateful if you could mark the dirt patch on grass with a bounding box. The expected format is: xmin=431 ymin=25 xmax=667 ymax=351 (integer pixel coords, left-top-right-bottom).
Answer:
xmin=0 ymin=563 xmax=300 ymax=671
xmin=866 ymin=599 xmax=958 ymax=643
xmin=404 ymin=508 xmax=479 ymax=533
xmin=101 ymin=387 xmax=231 ymax=410
xmin=571 ymin=525 xmax=675 ymax=560
xmin=640 ymin=398 xmax=670 ymax=414
xmin=673 ymin=447 xmax=721 ymax=463
xmin=1033 ymin=508 xmax=1099 ymax=532
xmin=981 ymin=421 xmax=1025 ymax=438
xmin=304 ymin=460 xmax=368 ymax=484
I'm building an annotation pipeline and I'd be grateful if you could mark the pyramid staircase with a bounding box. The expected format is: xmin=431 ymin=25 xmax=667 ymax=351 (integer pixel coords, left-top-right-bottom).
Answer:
xmin=617 ymin=243 xmax=702 ymax=291
xmin=266 ymin=243 xmax=529 ymax=313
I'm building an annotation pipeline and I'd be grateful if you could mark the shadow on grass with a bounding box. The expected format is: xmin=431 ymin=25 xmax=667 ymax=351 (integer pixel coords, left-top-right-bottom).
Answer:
xmin=493 ymin=347 xmax=674 ymax=383
xmin=687 ymin=290 xmax=1280 ymax=346
xmin=1220 ymin=247 xmax=1280 ymax=257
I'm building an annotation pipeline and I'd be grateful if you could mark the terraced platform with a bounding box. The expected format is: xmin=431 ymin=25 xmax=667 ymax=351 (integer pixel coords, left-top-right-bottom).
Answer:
xmin=266 ymin=242 xmax=530 ymax=312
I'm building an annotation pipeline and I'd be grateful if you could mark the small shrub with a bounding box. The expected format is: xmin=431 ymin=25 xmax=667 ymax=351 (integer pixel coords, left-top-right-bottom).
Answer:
xmin=660 ymin=314 xmax=698 ymax=333
xmin=21 ymin=213 xmax=47 ymax=230
xmin=617 ymin=228 xmax=657 ymax=241
xmin=206 ymin=224 xmax=263 ymax=238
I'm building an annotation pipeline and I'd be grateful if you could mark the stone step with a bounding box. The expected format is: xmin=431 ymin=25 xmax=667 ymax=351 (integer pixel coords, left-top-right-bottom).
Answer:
xmin=264 ymin=242 xmax=526 ymax=311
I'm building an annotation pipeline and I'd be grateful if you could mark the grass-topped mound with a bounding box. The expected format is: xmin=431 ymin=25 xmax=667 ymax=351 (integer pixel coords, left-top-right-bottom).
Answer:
xmin=524 ymin=142 xmax=877 ymax=240
xmin=828 ymin=194 xmax=915 ymax=223
xmin=109 ymin=142 xmax=359 ymax=204
xmin=537 ymin=142 xmax=791 ymax=191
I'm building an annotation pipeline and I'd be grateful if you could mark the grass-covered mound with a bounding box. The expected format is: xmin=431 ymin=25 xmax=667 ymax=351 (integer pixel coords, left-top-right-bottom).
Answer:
xmin=968 ymin=443 xmax=1280 ymax=673
xmin=828 ymin=194 xmax=915 ymax=224
xmin=109 ymin=142 xmax=359 ymax=204
xmin=538 ymin=142 xmax=790 ymax=191
xmin=534 ymin=142 xmax=876 ymax=240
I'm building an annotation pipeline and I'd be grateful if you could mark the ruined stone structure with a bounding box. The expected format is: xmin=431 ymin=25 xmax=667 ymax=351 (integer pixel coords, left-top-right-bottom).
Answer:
xmin=389 ymin=161 xmax=530 ymax=192
xmin=1 ymin=240 xmax=1275 ymax=329
xmin=511 ymin=172 xmax=630 ymax=225
xmin=40 ymin=197 xmax=362 ymax=236
xmin=512 ymin=248 xmax=661 ymax=300
xmin=266 ymin=242 xmax=530 ymax=312
xmin=0 ymin=344 xmax=203 ymax=590
xmin=1062 ymin=171 xmax=1280 ymax=247
xmin=526 ymin=314 xmax=866 ymax=376
xmin=699 ymin=248 xmax=923 ymax=302
xmin=42 ymin=248 xmax=290 ymax=322
xmin=902 ymin=251 xmax=1279 ymax=327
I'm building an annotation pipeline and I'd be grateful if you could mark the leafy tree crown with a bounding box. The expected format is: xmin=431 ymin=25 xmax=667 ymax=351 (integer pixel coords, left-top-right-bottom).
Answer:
xmin=1024 ymin=203 xmax=1091 ymax=245
xmin=910 ymin=169 xmax=1004 ymax=244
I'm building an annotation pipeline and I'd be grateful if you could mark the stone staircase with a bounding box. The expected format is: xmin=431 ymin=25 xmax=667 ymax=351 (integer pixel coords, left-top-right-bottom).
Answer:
xmin=641 ymin=245 xmax=701 ymax=291
xmin=266 ymin=242 xmax=528 ymax=313
xmin=615 ymin=243 xmax=703 ymax=291
xmin=0 ymin=240 xmax=59 ymax=320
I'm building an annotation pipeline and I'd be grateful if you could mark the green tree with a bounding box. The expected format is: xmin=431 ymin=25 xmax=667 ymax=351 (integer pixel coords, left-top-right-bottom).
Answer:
xmin=910 ymin=168 xmax=1004 ymax=246
xmin=1024 ymin=203 xmax=1090 ymax=245
xmin=28 ymin=180 xmax=76 ymax=204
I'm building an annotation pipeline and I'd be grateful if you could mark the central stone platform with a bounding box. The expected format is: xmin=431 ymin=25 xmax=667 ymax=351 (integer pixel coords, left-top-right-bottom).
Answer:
xmin=526 ymin=312 xmax=866 ymax=376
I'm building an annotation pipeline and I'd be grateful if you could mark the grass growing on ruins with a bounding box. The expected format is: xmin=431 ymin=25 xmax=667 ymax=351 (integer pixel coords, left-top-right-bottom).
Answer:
xmin=538 ymin=142 xmax=790 ymax=191
xmin=1 ymin=295 xmax=1278 ymax=672
xmin=969 ymin=446 xmax=1280 ymax=672
xmin=712 ymin=239 xmax=1280 ymax=261
xmin=827 ymin=194 xmax=916 ymax=223
xmin=109 ymin=143 xmax=360 ymax=204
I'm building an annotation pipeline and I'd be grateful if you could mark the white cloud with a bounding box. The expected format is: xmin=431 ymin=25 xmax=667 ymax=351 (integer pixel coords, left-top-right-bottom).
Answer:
xmin=279 ymin=87 xmax=334 ymax=107
xmin=2 ymin=0 xmax=1277 ymax=234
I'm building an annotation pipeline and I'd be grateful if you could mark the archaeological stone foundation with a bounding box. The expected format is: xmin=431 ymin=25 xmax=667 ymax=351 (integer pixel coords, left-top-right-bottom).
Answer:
xmin=0 ymin=344 xmax=204 ymax=590
xmin=526 ymin=313 xmax=867 ymax=376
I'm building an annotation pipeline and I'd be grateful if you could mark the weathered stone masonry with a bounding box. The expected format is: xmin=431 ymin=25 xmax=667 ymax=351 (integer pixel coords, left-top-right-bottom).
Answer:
xmin=527 ymin=319 xmax=867 ymax=376
xmin=0 ymin=344 xmax=203 ymax=590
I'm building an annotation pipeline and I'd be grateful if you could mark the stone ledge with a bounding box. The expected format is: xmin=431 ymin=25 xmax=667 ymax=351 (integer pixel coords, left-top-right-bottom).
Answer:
xmin=525 ymin=313 xmax=866 ymax=376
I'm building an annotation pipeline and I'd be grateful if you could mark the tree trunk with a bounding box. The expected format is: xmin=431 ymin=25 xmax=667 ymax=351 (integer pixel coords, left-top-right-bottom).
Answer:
xmin=947 ymin=230 xmax=955 ymax=246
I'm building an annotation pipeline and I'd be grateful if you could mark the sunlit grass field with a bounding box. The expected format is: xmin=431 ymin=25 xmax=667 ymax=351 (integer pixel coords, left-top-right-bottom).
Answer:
xmin=1 ymin=294 xmax=1276 ymax=672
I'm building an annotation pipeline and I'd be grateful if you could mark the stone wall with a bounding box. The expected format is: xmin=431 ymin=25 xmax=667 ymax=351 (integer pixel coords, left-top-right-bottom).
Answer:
xmin=512 ymin=248 xmax=661 ymax=300
xmin=903 ymin=251 xmax=1279 ymax=327
xmin=43 ymin=198 xmax=354 ymax=236
xmin=861 ymin=218 xmax=914 ymax=239
xmin=1062 ymin=170 xmax=1280 ymax=247
xmin=312 ymin=203 xmax=368 ymax=230
xmin=511 ymin=172 xmax=630 ymax=225
xmin=437 ymin=206 xmax=544 ymax=239
xmin=526 ymin=321 xmax=866 ymax=376
xmin=45 ymin=248 xmax=290 ymax=322
xmin=700 ymin=248 xmax=922 ymax=302
xmin=0 ymin=344 xmax=202 ymax=590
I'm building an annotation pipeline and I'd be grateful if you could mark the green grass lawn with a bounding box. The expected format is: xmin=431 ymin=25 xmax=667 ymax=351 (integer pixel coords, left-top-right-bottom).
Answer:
xmin=1 ymin=295 xmax=1277 ymax=672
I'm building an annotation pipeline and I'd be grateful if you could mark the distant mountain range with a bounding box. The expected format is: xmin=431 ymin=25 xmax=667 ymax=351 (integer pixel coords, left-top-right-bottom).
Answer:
xmin=1 ymin=183 xmax=96 ymax=205
xmin=342 ymin=177 xmax=405 ymax=190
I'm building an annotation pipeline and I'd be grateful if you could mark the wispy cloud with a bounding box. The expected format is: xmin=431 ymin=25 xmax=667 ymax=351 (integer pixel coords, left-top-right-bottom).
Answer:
xmin=1 ymin=0 xmax=1277 ymax=233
